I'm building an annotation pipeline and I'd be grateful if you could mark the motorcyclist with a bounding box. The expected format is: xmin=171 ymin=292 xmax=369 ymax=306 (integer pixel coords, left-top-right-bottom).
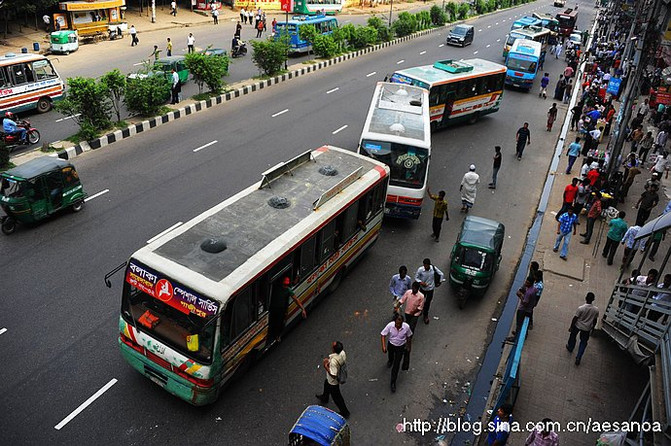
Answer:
xmin=231 ymin=35 xmax=241 ymax=56
xmin=3 ymin=112 xmax=27 ymax=144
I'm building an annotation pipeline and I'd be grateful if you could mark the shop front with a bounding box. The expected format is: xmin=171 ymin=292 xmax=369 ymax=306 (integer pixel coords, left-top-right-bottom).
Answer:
xmin=56 ymin=0 xmax=127 ymax=39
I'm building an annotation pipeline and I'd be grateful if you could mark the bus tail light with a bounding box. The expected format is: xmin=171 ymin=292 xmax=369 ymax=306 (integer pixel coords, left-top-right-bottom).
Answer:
xmin=119 ymin=333 xmax=144 ymax=354
xmin=398 ymin=196 xmax=423 ymax=206
xmin=146 ymin=350 xmax=173 ymax=371
xmin=173 ymin=368 xmax=214 ymax=388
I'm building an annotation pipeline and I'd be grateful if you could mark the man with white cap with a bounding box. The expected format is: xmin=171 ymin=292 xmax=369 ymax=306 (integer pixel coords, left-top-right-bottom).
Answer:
xmin=460 ymin=165 xmax=480 ymax=213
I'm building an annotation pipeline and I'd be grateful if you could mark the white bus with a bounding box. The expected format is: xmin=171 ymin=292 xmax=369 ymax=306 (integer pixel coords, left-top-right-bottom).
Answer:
xmin=357 ymin=82 xmax=431 ymax=220
xmin=118 ymin=147 xmax=389 ymax=405
xmin=390 ymin=59 xmax=507 ymax=130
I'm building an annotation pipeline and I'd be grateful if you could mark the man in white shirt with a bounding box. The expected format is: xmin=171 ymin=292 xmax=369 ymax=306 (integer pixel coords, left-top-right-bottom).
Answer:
xmin=170 ymin=0 xmax=177 ymax=16
xmin=315 ymin=341 xmax=349 ymax=418
xmin=415 ymin=258 xmax=444 ymax=325
xmin=171 ymin=69 xmax=180 ymax=104
xmin=187 ymin=33 xmax=195 ymax=53
xmin=566 ymin=292 xmax=599 ymax=365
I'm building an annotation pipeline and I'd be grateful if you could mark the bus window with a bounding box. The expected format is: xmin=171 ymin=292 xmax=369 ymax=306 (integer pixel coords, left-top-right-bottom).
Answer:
xmin=269 ymin=253 xmax=295 ymax=283
xmin=226 ymin=286 xmax=256 ymax=343
xmin=428 ymin=87 xmax=441 ymax=107
xmin=10 ymin=63 xmax=30 ymax=85
xmin=0 ymin=67 xmax=8 ymax=88
xmin=358 ymin=191 xmax=373 ymax=223
xmin=319 ymin=220 xmax=337 ymax=261
xmin=340 ymin=201 xmax=360 ymax=241
xmin=32 ymin=60 xmax=57 ymax=80
xmin=372 ymin=182 xmax=386 ymax=212
xmin=298 ymin=235 xmax=318 ymax=278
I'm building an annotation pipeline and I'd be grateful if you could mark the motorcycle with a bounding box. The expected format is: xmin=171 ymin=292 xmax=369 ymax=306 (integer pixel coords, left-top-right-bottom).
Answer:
xmin=1 ymin=120 xmax=41 ymax=152
xmin=108 ymin=26 xmax=123 ymax=40
xmin=231 ymin=41 xmax=248 ymax=58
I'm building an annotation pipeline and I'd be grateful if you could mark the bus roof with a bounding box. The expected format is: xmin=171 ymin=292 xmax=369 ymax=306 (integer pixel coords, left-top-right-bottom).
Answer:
xmin=0 ymin=52 xmax=48 ymax=67
xmin=556 ymin=8 xmax=578 ymax=19
xmin=532 ymin=12 xmax=559 ymax=23
xmin=509 ymin=26 xmax=550 ymax=38
xmin=362 ymin=82 xmax=430 ymax=144
xmin=393 ymin=58 xmax=507 ymax=86
xmin=510 ymin=39 xmax=542 ymax=56
xmin=279 ymin=14 xmax=337 ymax=24
xmin=132 ymin=146 xmax=388 ymax=302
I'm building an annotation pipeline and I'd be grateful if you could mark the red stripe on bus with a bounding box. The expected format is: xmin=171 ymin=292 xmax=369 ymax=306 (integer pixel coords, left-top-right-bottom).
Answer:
xmin=315 ymin=146 xmax=329 ymax=152
xmin=373 ymin=165 xmax=387 ymax=178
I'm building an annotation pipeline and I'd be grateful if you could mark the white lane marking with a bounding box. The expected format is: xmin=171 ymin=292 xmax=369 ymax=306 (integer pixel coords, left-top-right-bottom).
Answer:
xmin=332 ymin=125 xmax=348 ymax=135
xmin=396 ymin=59 xmax=405 ymax=64
xmin=193 ymin=140 xmax=218 ymax=153
xmin=478 ymin=29 xmax=482 ymax=32
xmin=419 ymin=51 xmax=426 ymax=55
xmin=497 ymin=38 xmax=501 ymax=42
xmin=486 ymin=44 xmax=491 ymax=48
xmin=132 ymin=62 xmax=143 ymax=66
xmin=271 ymin=109 xmax=289 ymax=118
xmin=438 ymin=44 xmax=444 ymax=47
xmin=54 ymin=379 xmax=118 ymax=431
xmin=473 ymin=51 xmax=479 ymax=55
xmin=487 ymin=25 xmax=491 ymax=28
xmin=0 ymin=328 xmax=6 ymax=335
xmin=55 ymin=114 xmax=80 ymax=123
xmin=84 ymin=189 xmax=109 ymax=202
xmin=366 ymin=71 xmax=377 ymax=77
xmin=147 ymin=222 xmax=183 ymax=244
xmin=495 ymin=22 xmax=499 ymax=25
xmin=326 ymin=87 xmax=339 ymax=94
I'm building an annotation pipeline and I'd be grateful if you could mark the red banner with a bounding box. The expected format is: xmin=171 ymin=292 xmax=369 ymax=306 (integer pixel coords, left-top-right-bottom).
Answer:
xmin=280 ymin=0 xmax=293 ymax=12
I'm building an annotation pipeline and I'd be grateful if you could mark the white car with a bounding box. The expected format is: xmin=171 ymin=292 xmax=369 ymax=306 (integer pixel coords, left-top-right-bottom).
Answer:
xmin=569 ymin=31 xmax=582 ymax=48
xmin=554 ymin=0 xmax=566 ymax=6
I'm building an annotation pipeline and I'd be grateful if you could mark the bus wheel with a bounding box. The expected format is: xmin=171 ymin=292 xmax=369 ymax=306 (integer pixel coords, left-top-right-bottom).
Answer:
xmin=327 ymin=270 xmax=344 ymax=294
xmin=1 ymin=217 xmax=17 ymax=235
xmin=36 ymin=97 xmax=52 ymax=113
xmin=468 ymin=112 xmax=480 ymax=125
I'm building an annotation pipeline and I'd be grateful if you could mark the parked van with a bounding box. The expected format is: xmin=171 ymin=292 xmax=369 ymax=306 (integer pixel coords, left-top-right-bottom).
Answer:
xmin=446 ymin=25 xmax=474 ymax=47
xmin=0 ymin=52 xmax=64 ymax=114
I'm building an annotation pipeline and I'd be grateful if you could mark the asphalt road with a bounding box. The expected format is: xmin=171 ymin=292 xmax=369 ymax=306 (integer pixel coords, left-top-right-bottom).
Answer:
xmin=1 ymin=1 xmax=596 ymax=445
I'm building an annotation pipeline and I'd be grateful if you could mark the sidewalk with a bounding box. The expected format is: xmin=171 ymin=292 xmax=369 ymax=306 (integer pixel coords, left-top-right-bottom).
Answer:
xmin=0 ymin=1 xmax=436 ymax=55
xmin=505 ymin=102 xmax=664 ymax=443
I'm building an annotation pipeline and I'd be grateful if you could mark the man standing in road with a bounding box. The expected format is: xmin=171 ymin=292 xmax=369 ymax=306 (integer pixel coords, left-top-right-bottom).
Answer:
xmin=149 ymin=45 xmax=161 ymax=61
xmin=427 ymin=187 xmax=448 ymax=242
xmin=489 ymin=146 xmax=502 ymax=189
xmin=396 ymin=281 xmax=424 ymax=333
xmin=602 ymin=211 xmax=628 ymax=265
xmin=553 ymin=206 xmax=578 ymax=260
xmin=539 ymin=73 xmax=549 ymax=99
xmin=415 ymin=259 xmax=444 ymax=325
xmin=566 ymin=292 xmax=599 ymax=365
xmin=166 ymin=37 xmax=173 ymax=56
xmin=170 ymin=0 xmax=177 ymax=16
xmin=620 ymin=224 xmax=642 ymax=269
xmin=315 ymin=341 xmax=350 ymax=418
xmin=380 ymin=314 xmax=412 ymax=393
xmin=389 ymin=265 xmax=412 ymax=303
xmin=171 ymin=69 xmax=180 ymax=105
xmin=187 ymin=32 xmax=195 ymax=53
xmin=129 ymin=24 xmax=138 ymax=46
xmin=515 ymin=122 xmax=531 ymax=160
xmin=460 ymin=164 xmax=480 ymax=213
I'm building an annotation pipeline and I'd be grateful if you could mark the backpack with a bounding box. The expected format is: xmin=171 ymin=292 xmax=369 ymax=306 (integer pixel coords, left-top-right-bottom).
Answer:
xmin=337 ymin=360 xmax=348 ymax=384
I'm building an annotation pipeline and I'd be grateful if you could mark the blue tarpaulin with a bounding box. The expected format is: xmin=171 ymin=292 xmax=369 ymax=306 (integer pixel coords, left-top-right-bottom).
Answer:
xmin=289 ymin=405 xmax=347 ymax=446
xmin=607 ymin=78 xmax=622 ymax=95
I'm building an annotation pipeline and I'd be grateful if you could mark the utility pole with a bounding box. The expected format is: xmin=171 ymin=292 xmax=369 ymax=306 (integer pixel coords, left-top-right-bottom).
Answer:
xmin=151 ymin=0 xmax=156 ymax=23
xmin=389 ymin=0 xmax=394 ymax=27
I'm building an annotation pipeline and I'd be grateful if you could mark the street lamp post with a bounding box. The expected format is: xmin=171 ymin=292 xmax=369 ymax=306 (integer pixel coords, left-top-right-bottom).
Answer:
xmin=285 ymin=8 xmax=289 ymax=70
xmin=389 ymin=0 xmax=394 ymax=27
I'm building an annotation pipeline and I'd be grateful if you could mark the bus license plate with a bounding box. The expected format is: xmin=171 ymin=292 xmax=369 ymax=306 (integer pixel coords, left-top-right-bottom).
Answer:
xmin=148 ymin=374 xmax=165 ymax=388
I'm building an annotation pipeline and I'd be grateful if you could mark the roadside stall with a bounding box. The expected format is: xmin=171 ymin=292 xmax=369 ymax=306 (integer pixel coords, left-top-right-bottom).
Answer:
xmin=56 ymin=0 xmax=127 ymax=42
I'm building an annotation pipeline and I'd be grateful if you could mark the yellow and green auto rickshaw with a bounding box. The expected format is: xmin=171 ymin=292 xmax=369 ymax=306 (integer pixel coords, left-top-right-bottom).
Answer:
xmin=50 ymin=30 xmax=79 ymax=54
xmin=0 ymin=157 xmax=86 ymax=235
xmin=288 ymin=405 xmax=350 ymax=446
xmin=449 ymin=216 xmax=505 ymax=309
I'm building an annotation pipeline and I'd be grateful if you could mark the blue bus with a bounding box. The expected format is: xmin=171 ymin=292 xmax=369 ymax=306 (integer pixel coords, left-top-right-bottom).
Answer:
xmin=504 ymin=39 xmax=542 ymax=91
xmin=511 ymin=16 xmax=542 ymax=30
xmin=274 ymin=15 xmax=338 ymax=54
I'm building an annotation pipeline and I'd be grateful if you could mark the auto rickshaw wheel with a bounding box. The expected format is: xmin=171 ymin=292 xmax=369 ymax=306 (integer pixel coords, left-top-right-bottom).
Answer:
xmin=36 ymin=97 xmax=52 ymax=113
xmin=72 ymin=200 xmax=84 ymax=212
xmin=1 ymin=217 xmax=17 ymax=235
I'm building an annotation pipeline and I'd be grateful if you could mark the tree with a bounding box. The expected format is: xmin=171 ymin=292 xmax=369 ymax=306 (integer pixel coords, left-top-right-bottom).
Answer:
xmin=251 ymin=39 xmax=289 ymax=77
xmin=445 ymin=2 xmax=459 ymax=22
xmin=124 ymin=75 xmax=171 ymax=117
xmin=100 ymin=69 xmax=126 ymax=123
xmin=457 ymin=3 xmax=470 ymax=20
xmin=367 ymin=16 xmax=392 ymax=42
xmin=184 ymin=52 xmax=229 ymax=94
xmin=430 ymin=5 xmax=447 ymax=26
xmin=54 ymin=76 xmax=111 ymax=138
xmin=392 ymin=12 xmax=417 ymax=37
xmin=312 ymin=34 xmax=338 ymax=59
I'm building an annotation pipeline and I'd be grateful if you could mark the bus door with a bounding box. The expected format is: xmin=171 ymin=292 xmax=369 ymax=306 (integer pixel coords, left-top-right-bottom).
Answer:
xmin=267 ymin=256 xmax=295 ymax=341
xmin=430 ymin=84 xmax=455 ymax=128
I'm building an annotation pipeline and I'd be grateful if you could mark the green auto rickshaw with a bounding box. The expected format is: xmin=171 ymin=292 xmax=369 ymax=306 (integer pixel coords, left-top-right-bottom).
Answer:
xmin=153 ymin=56 xmax=189 ymax=84
xmin=449 ymin=216 xmax=505 ymax=309
xmin=0 ymin=158 xmax=86 ymax=235
xmin=50 ymin=30 xmax=79 ymax=54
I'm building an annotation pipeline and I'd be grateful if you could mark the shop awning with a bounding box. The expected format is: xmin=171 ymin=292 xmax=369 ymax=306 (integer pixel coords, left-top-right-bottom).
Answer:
xmin=59 ymin=0 xmax=125 ymax=11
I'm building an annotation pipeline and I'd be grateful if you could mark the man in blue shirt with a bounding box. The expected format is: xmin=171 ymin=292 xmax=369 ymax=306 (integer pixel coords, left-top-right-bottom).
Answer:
xmin=553 ymin=207 xmax=578 ymax=260
xmin=2 ymin=112 xmax=26 ymax=144
xmin=539 ymin=73 xmax=550 ymax=99
xmin=389 ymin=265 xmax=412 ymax=302
xmin=566 ymin=137 xmax=582 ymax=174
xmin=487 ymin=403 xmax=513 ymax=445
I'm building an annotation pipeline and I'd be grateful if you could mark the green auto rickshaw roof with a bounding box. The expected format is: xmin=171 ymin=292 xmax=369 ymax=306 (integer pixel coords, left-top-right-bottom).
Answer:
xmin=3 ymin=157 xmax=72 ymax=181
xmin=458 ymin=215 xmax=505 ymax=251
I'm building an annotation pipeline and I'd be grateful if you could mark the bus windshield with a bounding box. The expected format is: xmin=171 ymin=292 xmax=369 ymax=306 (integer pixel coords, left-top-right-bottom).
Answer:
xmin=360 ymin=140 xmax=428 ymax=189
xmin=122 ymin=282 xmax=217 ymax=364
xmin=506 ymin=33 xmax=526 ymax=46
xmin=507 ymin=56 xmax=537 ymax=73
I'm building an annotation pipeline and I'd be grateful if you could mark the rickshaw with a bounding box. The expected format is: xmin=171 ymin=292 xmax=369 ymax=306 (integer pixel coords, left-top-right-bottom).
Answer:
xmin=449 ymin=216 xmax=505 ymax=309
xmin=288 ymin=405 xmax=350 ymax=446
xmin=0 ymin=158 xmax=86 ymax=235
xmin=50 ymin=30 xmax=79 ymax=54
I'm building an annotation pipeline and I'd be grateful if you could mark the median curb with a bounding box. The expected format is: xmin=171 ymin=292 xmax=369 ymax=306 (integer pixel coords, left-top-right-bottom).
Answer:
xmin=54 ymin=26 xmax=442 ymax=161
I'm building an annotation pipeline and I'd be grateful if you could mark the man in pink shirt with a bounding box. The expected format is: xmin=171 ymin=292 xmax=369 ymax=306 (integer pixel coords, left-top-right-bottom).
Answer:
xmin=396 ymin=281 xmax=424 ymax=333
xmin=381 ymin=314 xmax=413 ymax=393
